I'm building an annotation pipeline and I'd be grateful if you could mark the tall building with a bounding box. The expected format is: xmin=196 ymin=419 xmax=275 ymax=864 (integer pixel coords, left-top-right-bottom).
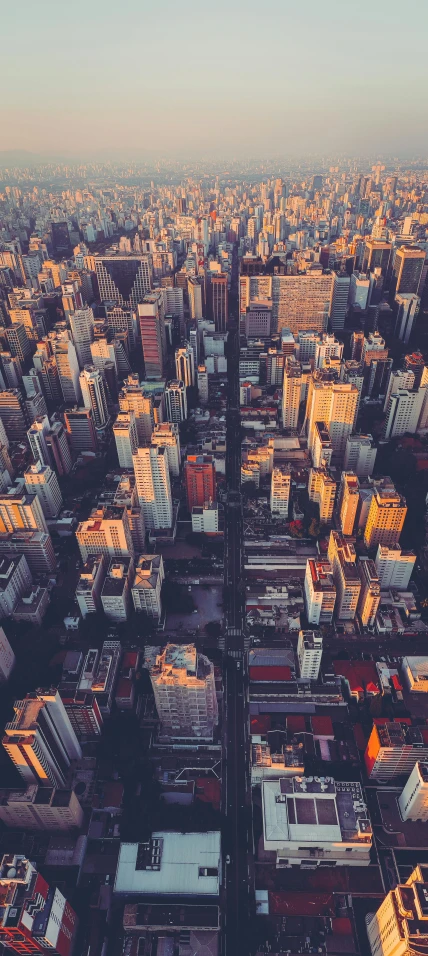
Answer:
xmin=297 ymin=629 xmax=323 ymax=680
xmin=0 ymin=627 xmax=15 ymax=682
xmin=282 ymin=357 xmax=302 ymax=429
xmin=138 ymin=291 xmax=166 ymax=379
xmin=184 ymin=455 xmax=216 ymax=510
xmin=0 ymin=786 xmax=83 ymax=830
xmin=329 ymin=272 xmax=350 ymax=331
xmin=357 ymin=557 xmax=381 ymax=627
xmin=79 ymin=365 xmax=109 ymax=430
xmin=391 ymin=245 xmax=425 ymax=296
xmin=75 ymin=554 xmax=107 ymax=618
xmin=328 ymin=531 xmax=361 ymax=621
xmin=175 ymin=344 xmax=195 ymax=387
xmin=0 ymin=487 xmax=47 ymax=535
xmin=119 ymin=374 xmax=154 ymax=444
xmin=131 ymin=554 xmax=164 ymax=622
xmin=3 ymin=689 xmax=81 ymax=786
xmin=133 ymin=446 xmax=173 ymax=530
xmin=188 ymin=276 xmax=204 ymax=320
xmin=244 ymin=302 xmax=272 ymax=339
xmin=51 ymin=219 xmax=72 ymax=255
xmin=64 ymin=407 xmax=98 ymax=452
xmin=365 ymin=722 xmax=428 ymax=781
xmin=308 ymin=467 xmax=337 ymax=523
xmin=394 ymin=293 xmax=420 ymax=344
xmin=45 ymin=422 xmax=73 ymax=475
xmin=69 ymin=306 xmax=94 ymax=366
xmin=239 ymin=262 xmax=334 ymax=333
xmin=311 ymin=422 xmax=333 ymax=469
xmin=211 ymin=273 xmax=228 ymax=332
xmin=76 ymin=504 xmax=134 ymax=561
xmin=197 ymin=364 xmax=209 ymax=403
xmin=0 ymin=390 xmax=28 ymax=441
xmin=0 ymin=554 xmax=32 ymax=619
xmin=27 ymin=415 xmax=50 ymax=466
xmin=0 ymin=854 xmax=78 ymax=956
xmin=51 ymin=332 xmax=81 ymax=405
xmin=151 ymin=422 xmax=181 ymax=476
xmin=145 ymin=643 xmax=218 ymax=739
xmin=343 ymin=434 xmax=377 ymax=477
xmin=94 ymin=252 xmax=153 ymax=308
xmin=306 ymin=379 xmax=358 ymax=464
xmin=101 ymin=556 xmax=133 ymax=623
xmin=362 ymin=239 xmax=392 ymax=275
xmin=24 ymin=462 xmax=63 ymax=518
xmin=304 ymin=558 xmax=336 ymax=625
xmin=270 ymin=466 xmax=291 ymax=517
xmin=113 ymin=411 xmax=138 ymax=468
xmin=399 ymin=762 xmax=428 ymax=822
xmin=375 ymin=544 xmax=416 ymax=589
xmin=383 ymin=387 xmax=425 ymax=440
xmin=349 ymin=271 xmax=370 ymax=310
xmin=338 ymin=472 xmax=359 ymax=536
xmin=366 ymin=865 xmax=428 ymax=956
xmin=165 ymin=379 xmax=187 ymax=423
xmin=314 ymin=333 xmax=344 ymax=369
xmin=364 ymin=478 xmax=407 ymax=549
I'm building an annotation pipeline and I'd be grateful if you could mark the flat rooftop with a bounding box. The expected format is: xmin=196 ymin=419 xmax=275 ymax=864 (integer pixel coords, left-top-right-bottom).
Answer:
xmin=114 ymin=832 xmax=221 ymax=897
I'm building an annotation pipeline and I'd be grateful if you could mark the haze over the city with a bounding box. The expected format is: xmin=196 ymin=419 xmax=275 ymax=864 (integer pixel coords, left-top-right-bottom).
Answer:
xmin=2 ymin=0 xmax=428 ymax=159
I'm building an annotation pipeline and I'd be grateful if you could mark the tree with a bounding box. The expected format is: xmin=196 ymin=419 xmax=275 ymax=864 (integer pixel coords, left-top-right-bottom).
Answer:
xmin=308 ymin=518 xmax=320 ymax=538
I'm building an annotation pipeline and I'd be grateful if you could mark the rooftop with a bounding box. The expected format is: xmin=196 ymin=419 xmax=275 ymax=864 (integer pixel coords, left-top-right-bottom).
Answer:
xmin=114 ymin=832 xmax=221 ymax=896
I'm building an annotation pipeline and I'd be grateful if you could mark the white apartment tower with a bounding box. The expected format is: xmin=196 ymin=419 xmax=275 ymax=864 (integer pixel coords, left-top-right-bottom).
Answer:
xmin=282 ymin=357 xmax=302 ymax=429
xmin=306 ymin=379 xmax=358 ymax=464
xmin=119 ymin=374 xmax=154 ymax=444
xmin=399 ymin=762 xmax=428 ymax=821
xmin=113 ymin=411 xmax=138 ymax=469
xmin=69 ymin=307 xmax=94 ymax=367
xmin=3 ymin=689 xmax=82 ymax=786
xmin=133 ymin=446 xmax=173 ymax=530
xmin=79 ymin=365 xmax=109 ymax=430
xmin=297 ymin=630 xmax=323 ymax=681
xmin=24 ymin=462 xmax=63 ymax=518
xmin=52 ymin=331 xmax=81 ymax=405
xmin=344 ymin=434 xmax=377 ymax=477
xmin=151 ymin=422 xmax=181 ymax=476
xmin=270 ymin=467 xmax=291 ymax=517
xmin=308 ymin=467 xmax=337 ymax=524
xmin=175 ymin=344 xmax=195 ymax=387
xmin=145 ymin=643 xmax=218 ymax=739
xmin=395 ymin=293 xmax=420 ymax=344
xmin=304 ymin=559 xmax=336 ymax=625
xmin=375 ymin=544 xmax=416 ymax=589
xmin=165 ymin=380 xmax=187 ymax=423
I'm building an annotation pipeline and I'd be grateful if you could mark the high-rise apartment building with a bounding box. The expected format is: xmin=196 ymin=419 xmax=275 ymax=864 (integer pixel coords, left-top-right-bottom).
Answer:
xmin=188 ymin=276 xmax=204 ymax=320
xmin=133 ymin=446 xmax=173 ymax=530
xmin=113 ymin=411 xmax=138 ymax=468
xmin=311 ymin=422 xmax=333 ymax=469
xmin=304 ymin=558 xmax=336 ymax=625
xmin=165 ymin=379 xmax=187 ymax=423
xmin=282 ymin=357 xmax=302 ymax=429
xmin=75 ymin=554 xmax=107 ymax=619
xmin=364 ymin=478 xmax=407 ymax=549
xmin=0 ymin=854 xmax=78 ymax=956
xmin=329 ymin=272 xmax=350 ymax=330
xmin=138 ymin=291 xmax=166 ymax=379
xmin=76 ymin=504 xmax=134 ymax=561
xmin=24 ymin=462 xmax=63 ymax=518
xmin=344 ymin=434 xmax=377 ymax=477
xmin=365 ymin=722 xmax=428 ymax=781
xmin=239 ymin=261 xmax=334 ymax=333
xmin=27 ymin=415 xmax=50 ymax=466
xmin=3 ymin=689 xmax=81 ymax=786
xmin=119 ymin=374 xmax=154 ymax=444
xmin=175 ymin=344 xmax=195 ymax=387
xmin=211 ymin=273 xmax=228 ymax=332
xmin=270 ymin=466 xmax=291 ymax=517
xmin=338 ymin=472 xmax=359 ymax=536
xmin=197 ymin=364 xmax=209 ymax=403
xmin=375 ymin=544 xmax=416 ymax=589
xmin=184 ymin=455 xmax=216 ymax=510
xmin=399 ymin=762 xmax=428 ymax=822
xmin=314 ymin=333 xmax=344 ymax=369
xmin=0 ymin=487 xmax=47 ymax=535
xmin=45 ymin=422 xmax=73 ymax=475
xmin=366 ymin=865 xmax=428 ymax=956
xmin=145 ymin=643 xmax=218 ymax=739
xmin=0 ymin=390 xmax=28 ymax=441
xmin=383 ymin=386 xmax=425 ymax=440
xmin=151 ymin=422 xmax=181 ymax=476
xmin=328 ymin=531 xmax=361 ymax=620
xmin=64 ymin=407 xmax=98 ymax=452
xmin=392 ymin=245 xmax=425 ymax=296
xmin=244 ymin=302 xmax=272 ymax=339
xmin=131 ymin=554 xmax=164 ymax=622
xmin=297 ymin=629 xmax=323 ymax=680
xmin=0 ymin=785 xmax=83 ymax=830
xmin=306 ymin=379 xmax=358 ymax=464
xmin=357 ymin=557 xmax=381 ymax=627
xmin=51 ymin=331 xmax=81 ymax=405
xmin=95 ymin=252 xmax=153 ymax=307
xmin=394 ymin=293 xmax=420 ymax=344
xmin=308 ymin=467 xmax=337 ymax=523
xmin=79 ymin=365 xmax=109 ymax=430
xmin=69 ymin=306 xmax=94 ymax=366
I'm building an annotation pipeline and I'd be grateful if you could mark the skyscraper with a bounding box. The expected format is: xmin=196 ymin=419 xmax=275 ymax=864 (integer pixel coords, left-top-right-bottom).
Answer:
xmin=119 ymin=374 xmax=154 ymax=444
xmin=79 ymin=365 xmax=109 ymax=430
xmin=165 ymin=379 xmax=187 ymax=423
xmin=0 ymin=854 xmax=78 ymax=956
xmin=184 ymin=455 xmax=216 ymax=510
xmin=95 ymin=252 xmax=153 ymax=307
xmin=24 ymin=462 xmax=63 ymax=518
xmin=297 ymin=630 xmax=323 ymax=680
xmin=45 ymin=421 xmax=73 ymax=475
xmin=282 ymin=357 xmax=302 ymax=429
xmin=270 ymin=466 xmax=291 ymax=517
xmin=366 ymin=865 xmax=428 ymax=956
xmin=330 ymin=272 xmax=350 ymax=331
xmin=3 ymin=689 xmax=81 ymax=786
xmin=27 ymin=415 xmax=51 ymax=466
xmin=394 ymin=293 xmax=420 ymax=344
xmin=0 ymin=487 xmax=48 ymax=535
xmin=51 ymin=331 xmax=81 ymax=405
xmin=69 ymin=306 xmax=95 ymax=366
xmin=175 ymin=344 xmax=195 ymax=387
xmin=145 ymin=643 xmax=218 ymax=739
xmin=328 ymin=531 xmax=361 ymax=621
xmin=392 ymin=245 xmax=425 ymax=296
xmin=239 ymin=261 xmax=333 ymax=333
xmin=306 ymin=379 xmax=358 ymax=464
xmin=151 ymin=422 xmax=181 ymax=477
xmin=338 ymin=472 xmax=360 ymax=536
xmin=76 ymin=504 xmax=134 ymax=561
xmin=113 ymin=411 xmax=138 ymax=468
xmin=211 ymin=273 xmax=228 ymax=332
xmin=364 ymin=478 xmax=407 ymax=549
xmin=138 ymin=291 xmax=166 ymax=379
xmin=133 ymin=446 xmax=173 ymax=530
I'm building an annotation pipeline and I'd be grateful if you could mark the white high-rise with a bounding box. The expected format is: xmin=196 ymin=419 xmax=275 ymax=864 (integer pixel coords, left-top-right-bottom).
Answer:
xmin=119 ymin=374 xmax=154 ymax=444
xmin=314 ymin=333 xmax=344 ymax=369
xmin=297 ymin=630 xmax=323 ymax=681
xmin=133 ymin=446 xmax=173 ymax=530
xmin=165 ymin=380 xmax=187 ymax=423
xmin=330 ymin=272 xmax=350 ymax=330
xmin=52 ymin=331 xmax=81 ymax=405
xmin=344 ymin=434 xmax=377 ymax=477
xmin=79 ymin=365 xmax=109 ymax=430
xmin=399 ymin=762 xmax=428 ymax=821
xmin=395 ymin=293 xmax=420 ymax=344
xmin=270 ymin=467 xmax=291 ymax=516
xmin=375 ymin=544 xmax=416 ymax=589
xmin=3 ymin=689 xmax=81 ymax=786
xmin=306 ymin=379 xmax=358 ymax=464
xmin=383 ymin=388 xmax=425 ymax=440
xmin=24 ymin=462 xmax=63 ymax=518
xmin=282 ymin=357 xmax=302 ymax=429
xmin=69 ymin=307 xmax=94 ymax=367
xmin=151 ymin=423 xmax=181 ymax=476
xmin=27 ymin=415 xmax=51 ymax=466
xmin=113 ymin=411 xmax=138 ymax=468
xmin=145 ymin=643 xmax=218 ymax=739
xmin=175 ymin=344 xmax=195 ymax=387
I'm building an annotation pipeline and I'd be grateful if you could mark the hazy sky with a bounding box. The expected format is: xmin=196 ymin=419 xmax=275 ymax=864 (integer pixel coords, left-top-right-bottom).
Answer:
xmin=2 ymin=0 xmax=428 ymax=159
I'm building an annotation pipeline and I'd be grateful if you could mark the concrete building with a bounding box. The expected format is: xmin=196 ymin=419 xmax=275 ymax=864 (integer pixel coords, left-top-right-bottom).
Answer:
xmin=211 ymin=273 xmax=228 ymax=332
xmin=262 ymin=776 xmax=372 ymax=867
xmin=165 ymin=379 xmax=187 ymax=423
xmin=75 ymin=554 xmax=107 ymax=618
xmin=94 ymin=252 xmax=153 ymax=308
xmin=119 ymin=374 xmax=154 ymax=444
xmin=306 ymin=379 xmax=358 ymax=465
xmin=304 ymin=558 xmax=336 ymax=625
xmin=282 ymin=357 xmax=302 ymax=429
xmin=64 ymin=407 xmax=98 ymax=453
xmin=192 ymin=501 xmax=220 ymax=534
xmin=357 ymin=557 xmax=381 ymax=627
xmin=0 ymin=785 xmax=84 ymax=830
xmin=175 ymin=344 xmax=195 ymax=388
xmin=69 ymin=306 xmax=94 ymax=366
xmin=131 ymin=554 xmax=164 ymax=621
xmin=339 ymin=472 xmax=359 ymax=536
xmin=151 ymin=422 xmax=181 ymax=477
xmin=308 ymin=467 xmax=337 ymax=524
xmin=76 ymin=505 xmax=134 ymax=561
xmin=0 ymin=530 xmax=56 ymax=575
xmin=113 ymin=411 xmax=138 ymax=469
xmin=45 ymin=422 xmax=72 ymax=476
xmin=375 ymin=545 xmax=416 ymax=589
xmin=343 ymin=434 xmax=377 ymax=477
xmin=197 ymin=364 xmax=209 ymax=403
xmin=138 ymin=291 xmax=166 ymax=379
xmin=188 ymin=276 xmax=204 ymax=320
xmin=133 ymin=445 xmax=173 ymax=530
xmin=0 ymin=626 xmax=15 ymax=682
xmin=402 ymin=657 xmax=428 ymax=694
xmin=3 ymin=689 xmax=81 ymax=786
xmin=145 ymin=643 xmax=218 ymax=740
xmin=185 ymin=455 xmax=216 ymax=511
xmin=365 ymin=722 xmax=428 ymax=781
xmin=0 ymin=854 xmax=78 ymax=956
xmin=0 ymin=554 xmax=32 ymax=619
xmin=76 ymin=640 xmax=122 ymax=716
xmin=366 ymin=865 xmax=428 ymax=956
xmin=311 ymin=422 xmax=333 ymax=469
xmin=297 ymin=629 xmax=323 ymax=680
xmin=270 ymin=466 xmax=291 ymax=517
xmin=244 ymin=302 xmax=272 ymax=339
xmin=399 ymin=762 xmax=428 ymax=822
xmin=52 ymin=331 xmax=81 ymax=405
xmin=27 ymin=415 xmax=51 ymax=467
xmin=328 ymin=531 xmax=361 ymax=621
xmin=395 ymin=293 xmax=420 ymax=344
xmin=239 ymin=264 xmax=334 ymax=334
xmin=79 ymin=364 xmax=109 ymax=431
xmin=392 ymin=244 xmax=425 ymax=296
xmin=114 ymin=832 xmax=221 ymax=897
xmin=24 ymin=462 xmax=63 ymax=518
xmin=364 ymin=478 xmax=407 ymax=549
xmin=101 ymin=557 xmax=133 ymax=622
xmin=314 ymin=333 xmax=344 ymax=369
xmin=329 ymin=272 xmax=350 ymax=331
xmin=0 ymin=486 xmax=48 ymax=535
xmin=349 ymin=271 xmax=370 ymax=310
